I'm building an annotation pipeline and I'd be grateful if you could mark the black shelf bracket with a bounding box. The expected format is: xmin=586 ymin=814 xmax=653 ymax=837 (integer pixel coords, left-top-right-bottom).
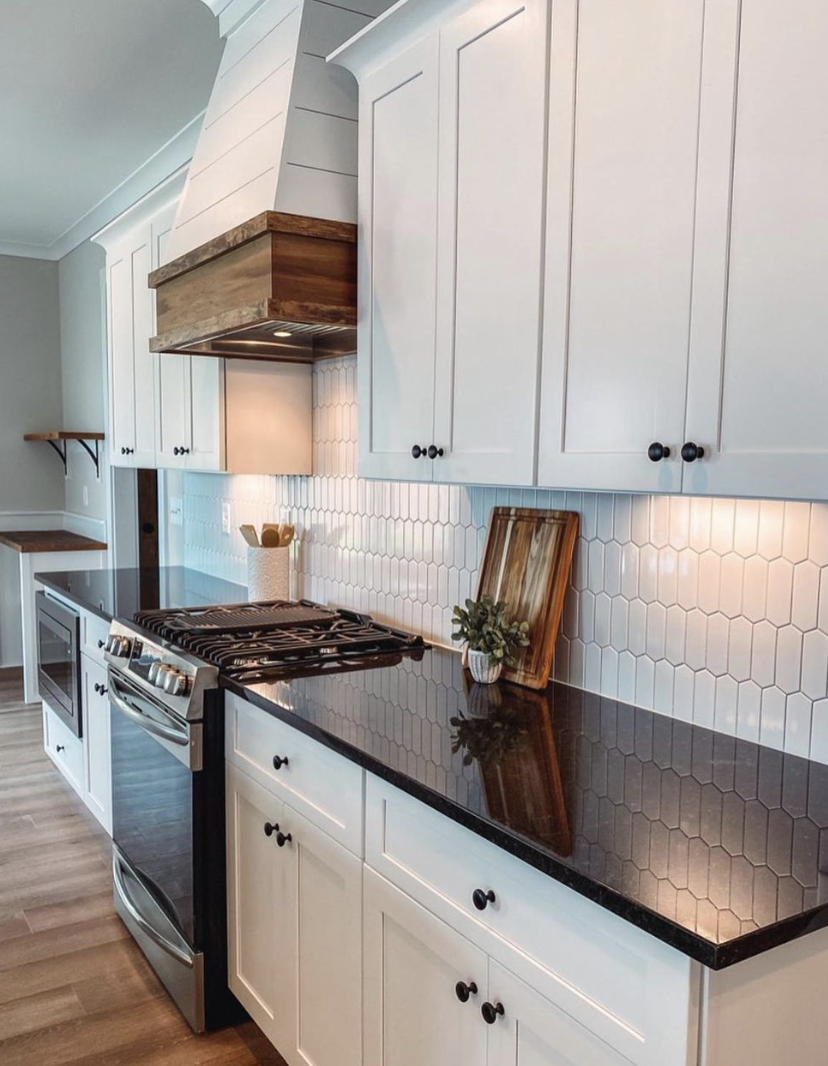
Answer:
xmin=77 ymin=438 xmax=101 ymax=477
xmin=46 ymin=439 xmax=68 ymax=473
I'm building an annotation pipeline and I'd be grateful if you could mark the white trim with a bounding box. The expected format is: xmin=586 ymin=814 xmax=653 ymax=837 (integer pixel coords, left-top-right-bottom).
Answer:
xmin=92 ymin=167 xmax=189 ymax=250
xmin=0 ymin=510 xmax=107 ymax=543
xmin=0 ymin=114 xmax=204 ymax=263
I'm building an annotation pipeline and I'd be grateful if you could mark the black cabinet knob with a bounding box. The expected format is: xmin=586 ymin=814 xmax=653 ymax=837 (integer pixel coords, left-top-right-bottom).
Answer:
xmin=472 ymin=888 xmax=496 ymax=911
xmin=56 ymin=745 xmax=65 ymax=754
xmin=427 ymin=445 xmax=444 ymax=460
xmin=455 ymin=981 xmax=478 ymax=1003
xmin=182 ymin=447 xmax=190 ymax=455
xmin=94 ymin=682 xmax=108 ymax=696
xmin=97 ymin=639 xmax=106 ymax=649
xmin=481 ymin=1002 xmax=505 ymax=1025
xmin=681 ymin=441 xmax=705 ymax=463
xmin=647 ymin=442 xmax=670 ymax=463
xmin=276 ymin=831 xmax=292 ymax=848
xmin=272 ymin=755 xmax=289 ymax=771
xmin=411 ymin=445 xmax=427 ymax=459
xmin=263 ymin=822 xmax=279 ymax=838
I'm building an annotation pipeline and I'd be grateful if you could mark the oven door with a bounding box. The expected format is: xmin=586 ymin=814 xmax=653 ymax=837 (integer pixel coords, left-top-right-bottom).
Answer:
xmin=36 ymin=592 xmax=81 ymax=736
xmin=109 ymin=668 xmax=204 ymax=1027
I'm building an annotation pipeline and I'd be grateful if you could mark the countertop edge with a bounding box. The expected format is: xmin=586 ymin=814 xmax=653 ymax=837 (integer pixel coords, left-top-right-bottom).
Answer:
xmin=36 ymin=573 xmax=114 ymax=622
xmin=221 ymin=676 xmax=820 ymax=971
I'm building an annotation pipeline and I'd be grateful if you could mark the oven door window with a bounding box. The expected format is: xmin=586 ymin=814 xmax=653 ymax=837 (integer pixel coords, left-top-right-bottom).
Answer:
xmin=111 ymin=689 xmax=195 ymax=945
xmin=38 ymin=613 xmax=76 ymax=718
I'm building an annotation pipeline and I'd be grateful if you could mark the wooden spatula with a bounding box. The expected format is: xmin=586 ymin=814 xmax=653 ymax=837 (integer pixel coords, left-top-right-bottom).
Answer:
xmin=239 ymin=524 xmax=260 ymax=547
xmin=278 ymin=524 xmax=295 ymax=547
xmin=261 ymin=526 xmax=282 ymax=548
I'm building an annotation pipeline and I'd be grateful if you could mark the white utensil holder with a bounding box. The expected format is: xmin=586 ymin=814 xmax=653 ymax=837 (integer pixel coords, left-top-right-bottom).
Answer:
xmin=247 ymin=546 xmax=290 ymax=601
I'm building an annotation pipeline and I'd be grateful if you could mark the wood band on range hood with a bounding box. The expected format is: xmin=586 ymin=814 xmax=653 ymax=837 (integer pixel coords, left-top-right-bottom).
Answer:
xmin=148 ymin=211 xmax=357 ymax=363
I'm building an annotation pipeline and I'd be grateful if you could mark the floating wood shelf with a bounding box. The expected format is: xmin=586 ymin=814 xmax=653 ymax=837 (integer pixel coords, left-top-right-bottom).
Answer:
xmin=24 ymin=432 xmax=105 ymax=476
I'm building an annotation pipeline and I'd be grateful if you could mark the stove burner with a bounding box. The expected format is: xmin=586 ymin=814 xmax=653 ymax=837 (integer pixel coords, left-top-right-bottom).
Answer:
xmin=134 ymin=599 xmax=428 ymax=682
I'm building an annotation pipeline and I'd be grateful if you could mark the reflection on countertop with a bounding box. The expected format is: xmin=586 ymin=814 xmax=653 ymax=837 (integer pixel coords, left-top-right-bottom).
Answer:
xmin=36 ymin=566 xmax=247 ymax=622
xmin=226 ymin=645 xmax=828 ymax=969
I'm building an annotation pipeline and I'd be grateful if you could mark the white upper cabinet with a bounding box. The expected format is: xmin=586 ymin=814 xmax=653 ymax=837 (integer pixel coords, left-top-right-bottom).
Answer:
xmin=433 ymin=0 xmax=548 ymax=486
xmin=538 ymin=0 xmax=705 ymax=493
xmin=337 ymin=0 xmax=546 ymax=485
xmin=357 ymin=37 xmax=440 ymax=482
xmin=684 ymin=0 xmax=828 ymax=500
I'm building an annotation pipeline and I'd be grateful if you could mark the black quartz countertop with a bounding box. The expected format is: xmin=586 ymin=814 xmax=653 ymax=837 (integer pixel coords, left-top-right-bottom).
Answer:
xmin=36 ymin=567 xmax=247 ymax=622
xmin=224 ymin=647 xmax=828 ymax=970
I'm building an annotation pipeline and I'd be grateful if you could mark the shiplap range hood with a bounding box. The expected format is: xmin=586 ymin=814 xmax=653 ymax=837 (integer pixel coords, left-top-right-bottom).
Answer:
xmin=150 ymin=0 xmax=390 ymax=362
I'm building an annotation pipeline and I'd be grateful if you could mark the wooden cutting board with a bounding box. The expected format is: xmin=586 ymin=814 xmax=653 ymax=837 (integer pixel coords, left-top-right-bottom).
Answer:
xmin=473 ymin=507 xmax=579 ymax=690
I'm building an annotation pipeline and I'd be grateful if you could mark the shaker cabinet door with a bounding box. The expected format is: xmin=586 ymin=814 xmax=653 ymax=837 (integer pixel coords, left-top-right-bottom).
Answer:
xmin=156 ymin=353 xmax=191 ymax=469
xmin=363 ymin=868 xmax=488 ymax=1066
xmin=226 ymin=763 xmax=287 ymax=1050
xmin=432 ymin=0 xmax=548 ymax=486
xmin=684 ymin=0 xmax=828 ymax=500
xmin=538 ymin=0 xmax=705 ymax=493
xmin=357 ymin=37 xmax=440 ymax=483
xmin=81 ymin=655 xmax=111 ymax=834
xmin=186 ymin=356 xmax=225 ymax=472
xmin=485 ymin=960 xmax=631 ymax=1066
xmin=107 ymin=249 xmax=138 ymax=467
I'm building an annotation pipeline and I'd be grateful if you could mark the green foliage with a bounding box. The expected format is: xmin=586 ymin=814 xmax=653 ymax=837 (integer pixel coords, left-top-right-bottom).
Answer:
xmin=450 ymin=705 xmax=530 ymax=767
xmin=451 ymin=594 xmax=530 ymax=667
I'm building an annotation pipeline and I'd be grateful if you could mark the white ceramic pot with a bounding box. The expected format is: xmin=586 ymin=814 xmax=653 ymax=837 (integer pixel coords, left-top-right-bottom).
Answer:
xmin=248 ymin=545 xmax=290 ymax=601
xmin=468 ymin=649 xmax=503 ymax=685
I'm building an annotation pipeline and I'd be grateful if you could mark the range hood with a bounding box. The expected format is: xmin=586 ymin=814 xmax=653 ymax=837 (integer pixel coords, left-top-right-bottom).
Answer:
xmin=148 ymin=0 xmax=392 ymax=362
xmin=148 ymin=209 xmax=356 ymax=362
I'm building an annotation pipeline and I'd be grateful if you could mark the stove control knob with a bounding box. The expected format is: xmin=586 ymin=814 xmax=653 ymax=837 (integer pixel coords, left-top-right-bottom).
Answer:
xmin=166 ymin=672 xmax=191 ymax=697
xmin=153 ymin=665 xmax=174 ymax=689
xmin=107 ymin=636 xmax=131 ymax=658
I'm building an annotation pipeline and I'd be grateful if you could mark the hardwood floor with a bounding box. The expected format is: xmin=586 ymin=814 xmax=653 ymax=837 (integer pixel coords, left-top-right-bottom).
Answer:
xmin=0 ymin=668 xmax=286 ymax=1065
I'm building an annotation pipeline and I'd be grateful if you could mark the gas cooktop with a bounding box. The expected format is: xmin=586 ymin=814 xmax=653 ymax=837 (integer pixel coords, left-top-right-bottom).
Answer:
xmin=133 ymin=599 xmax=429 ymax=683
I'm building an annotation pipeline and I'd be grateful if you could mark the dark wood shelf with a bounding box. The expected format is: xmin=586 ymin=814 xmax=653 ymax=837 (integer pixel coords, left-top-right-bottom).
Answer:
xmin=24 ymin=432 xmax=105 ymax=475
xmin=0 ymin=530 xmax=107 ymax=554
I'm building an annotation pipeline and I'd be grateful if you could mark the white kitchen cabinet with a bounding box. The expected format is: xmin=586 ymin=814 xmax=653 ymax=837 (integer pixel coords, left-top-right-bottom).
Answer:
xmin=80 ymin=654 xmax=111 ymax=833
xmin=227 ymin=762 xmax=286 ymax=1048
xmin=356 ymin=36 xmax=440 ymax=483
xmin=684 ymin=0 xmax=828 ymax=501
xmin=538 ymin=0 xmax=705 ymax=494
xmin=226 ymin=761 xmax=362 ymax=1066
xmin=338 ymin=0 xmax=545 ymax=486
xmin=157 ymin=354 xmax=225 ymax=472
xmin=485 ymin=960 xmax=629 ymax=1066
xmin=96 ymin=176 xmax=184 ymax=469
xmin=363 ymin=867 xmax=489 ymax=1066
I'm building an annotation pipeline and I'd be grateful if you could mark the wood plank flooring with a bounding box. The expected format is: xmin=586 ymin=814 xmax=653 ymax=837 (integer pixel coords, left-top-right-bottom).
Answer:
xmin=0 ymin=668 xmax=286 ymax=1065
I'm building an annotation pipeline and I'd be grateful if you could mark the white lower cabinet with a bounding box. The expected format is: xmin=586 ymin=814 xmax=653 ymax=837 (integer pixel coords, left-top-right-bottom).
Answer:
xmin=485 ymin=960 xmax=630 ymax=1066
xmin=363 ymin=867 xmax=488 ymax=1066
xmin=80 ymin=655 xmax=111 ymax=833
xmin=226 ymin=761 xmax=362 ymax=1066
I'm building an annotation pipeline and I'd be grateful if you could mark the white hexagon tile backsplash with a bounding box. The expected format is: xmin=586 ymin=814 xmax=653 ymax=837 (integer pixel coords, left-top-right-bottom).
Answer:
xmin=179 ymin=357 xmax=828 ymax=764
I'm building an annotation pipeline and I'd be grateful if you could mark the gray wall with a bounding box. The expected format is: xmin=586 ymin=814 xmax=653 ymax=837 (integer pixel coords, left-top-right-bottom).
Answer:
xmin=58 ymin=240 xmax=108 ymax=521
xmin=0 ymin=254 xmax=64 ymax=667
xmin=0 ymin=255 xmax=64 ymax=511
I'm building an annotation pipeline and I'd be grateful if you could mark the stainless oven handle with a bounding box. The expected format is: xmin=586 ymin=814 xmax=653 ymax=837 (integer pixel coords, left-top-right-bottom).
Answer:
xmin=108 ymin=677 xmax=189 ymax=747
xmin=112 ymin=850 xmax=193 ymax=969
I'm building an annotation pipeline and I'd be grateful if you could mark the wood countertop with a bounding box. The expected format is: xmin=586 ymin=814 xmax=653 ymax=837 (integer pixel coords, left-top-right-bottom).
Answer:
xmin=0 ymin=530 xmax=108 ymax=554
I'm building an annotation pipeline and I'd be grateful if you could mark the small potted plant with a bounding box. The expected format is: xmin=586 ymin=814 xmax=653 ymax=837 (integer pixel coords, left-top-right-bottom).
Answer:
xmin=451 ymin=594 xmax=530 ymax=684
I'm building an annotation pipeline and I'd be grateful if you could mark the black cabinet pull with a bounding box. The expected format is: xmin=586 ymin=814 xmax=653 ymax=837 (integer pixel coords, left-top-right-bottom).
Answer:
xmin=56 ymin=745 xmax=65 ymax=754
xmin=173 ymin=447 xmax=180 ymax=456
xmin=94 ymin=682 xmax=108 ymax=696
xmin=681 ymin=441 xmax=705 ymax=463
xmin=472 ymin=888 xmax=496 ymax=911
xmin=276 ymin=831 xmax=292 ymax=848
xmin=97 ymin=639 xmax=106 ymax=649
xmin=411 ymin=445 xmax=427 ymax=459
xmin=272 ymin=755 xmax=289 ymax=771
xmin=455 ymin=981 xmax=478 ymax=1003
xmin=481 ymin=1002 xmax=505 ymax=1025
xmin=263 ymin=822 xmax=279 ymax=838
xmin=427 ymin=445 xmax=444 ymax=460
xmin=181 ymin=447 xmax=190 ymax=455
xmin=647 ymin=442 xmax=670 ymax=462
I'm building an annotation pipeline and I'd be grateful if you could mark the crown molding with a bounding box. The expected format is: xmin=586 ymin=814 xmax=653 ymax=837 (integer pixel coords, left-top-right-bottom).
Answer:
xmin=0 ymin=112 xmax=205 ymax=264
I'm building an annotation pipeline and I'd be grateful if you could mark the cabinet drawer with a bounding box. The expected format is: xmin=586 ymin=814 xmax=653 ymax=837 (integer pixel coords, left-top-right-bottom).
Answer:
xmin=366 ymin=776 xmax=697 ymax=1066
xmin=43 ymin=704 xmax=84 ymax=795
xmin=225 ymin=693 xmax=364 ymax=855
xmin=83 ymin=612 xmax=111 ymax=664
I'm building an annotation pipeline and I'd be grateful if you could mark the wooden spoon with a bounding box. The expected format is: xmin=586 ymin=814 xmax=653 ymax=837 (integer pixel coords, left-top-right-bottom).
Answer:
xmin=261 ymin=527 xmax=282 ymax=548
xmin=279 ymin=524 xmax=295 ymax=547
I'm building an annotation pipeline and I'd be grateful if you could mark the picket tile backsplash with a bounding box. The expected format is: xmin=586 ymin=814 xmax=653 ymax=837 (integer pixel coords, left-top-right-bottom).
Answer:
xmin=177 ymin=357 xmax=828 ymax=764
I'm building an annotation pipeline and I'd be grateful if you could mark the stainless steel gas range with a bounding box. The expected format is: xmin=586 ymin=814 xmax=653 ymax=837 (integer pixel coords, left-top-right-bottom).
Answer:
xmin=104 ymin=600 xmax=426 ymax=1032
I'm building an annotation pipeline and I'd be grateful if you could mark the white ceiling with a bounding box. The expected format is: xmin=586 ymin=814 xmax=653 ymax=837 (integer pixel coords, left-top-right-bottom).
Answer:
xmin=0 ymin=0 xmax=223 ymax=259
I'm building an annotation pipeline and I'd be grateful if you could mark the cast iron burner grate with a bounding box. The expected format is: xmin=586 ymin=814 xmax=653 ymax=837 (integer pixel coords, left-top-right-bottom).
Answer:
xmin=134 ymin=599 xmax=428 ymax=682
